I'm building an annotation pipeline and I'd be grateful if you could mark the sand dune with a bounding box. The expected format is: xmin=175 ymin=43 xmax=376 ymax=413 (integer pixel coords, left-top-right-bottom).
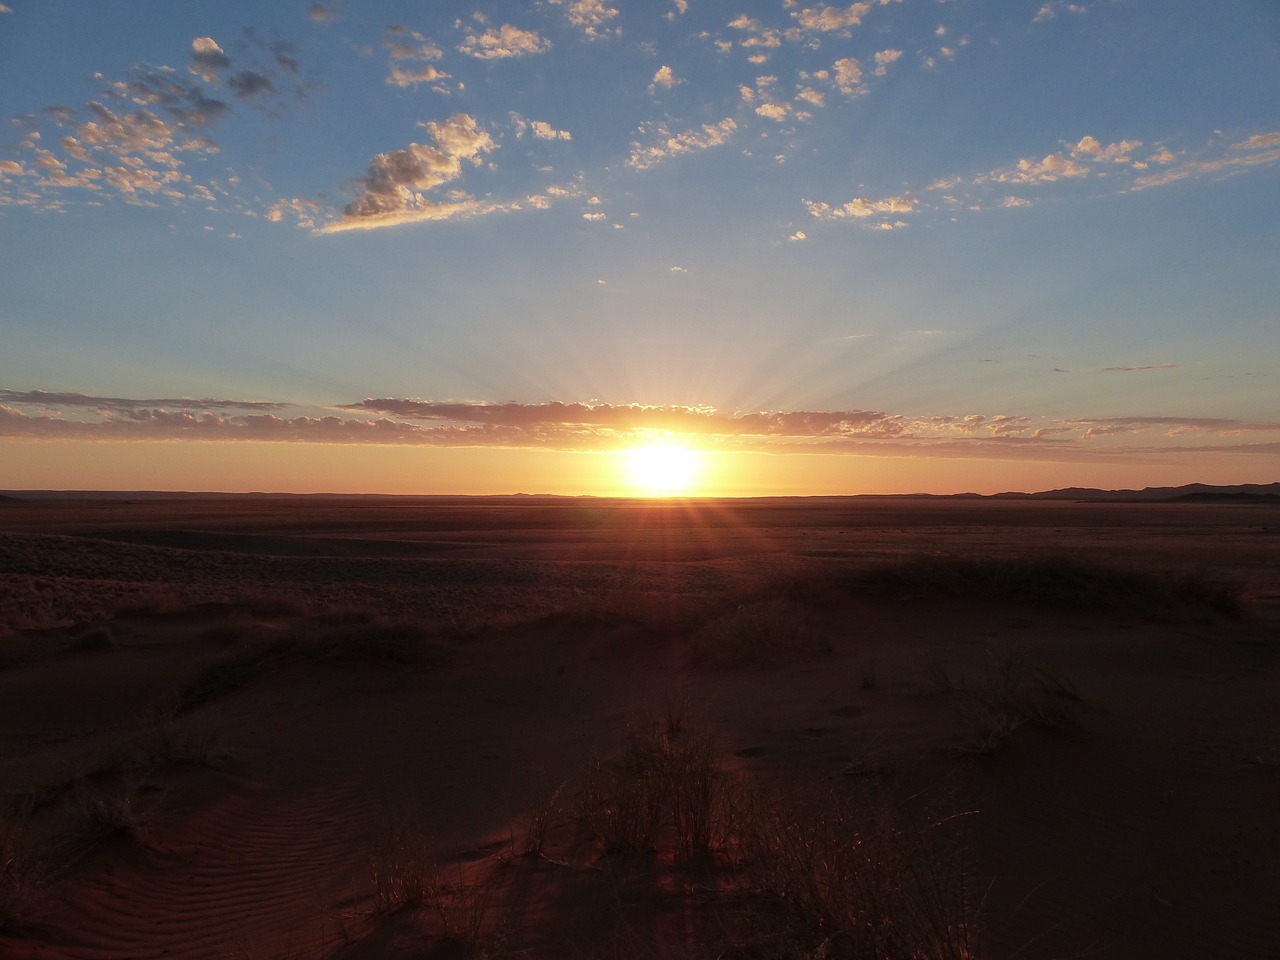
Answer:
xmin=1 ymin=496 xmax=1277 ymax=959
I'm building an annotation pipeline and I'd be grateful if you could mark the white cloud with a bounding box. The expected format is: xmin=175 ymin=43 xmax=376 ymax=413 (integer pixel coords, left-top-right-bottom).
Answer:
xmin=531 ymin=120 xmax=571 ymax=140
xmin=789 ymin=230 xmax=807 ymax=241
xmin=795 ymin=87 xmax=825 ymax=108
xmin=756 ymin=102 xmax=790 ymax=121
xmin=650 ymin=65 xmax=680 ymax=92
xmin=873 ymin=49 xmax=902 ymax=76
xmin=458 ymin=23 xmax=550 ymax=59
xmin=832 ymin=57 xmax=863 ymax=95
xmin=990 ymin=151 xmax=1089 ymax=184
xmin=804 ymin=193 xmax=916 ymax=220
xmin=387 ymin=64 xmax=451 ymax=88
xmin=628 ymin=117 xmax=737 ymax=170
xmin=1071 ymin=135 xmax=1141 ymax=163
xmin=548 ymin=0 xmax=619 ymax=39
xmin=793 ymin=1 xmax=898 ymax=33
xmin=1002 ymin=196 xmax=1032 ymax=208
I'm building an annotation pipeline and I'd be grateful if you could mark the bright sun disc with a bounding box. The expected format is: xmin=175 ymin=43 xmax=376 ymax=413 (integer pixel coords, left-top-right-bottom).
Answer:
xmin=623 ymin=444 xmax=701 ymax=495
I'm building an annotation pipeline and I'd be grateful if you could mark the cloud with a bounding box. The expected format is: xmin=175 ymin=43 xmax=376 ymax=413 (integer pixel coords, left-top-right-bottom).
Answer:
xmin=547 ymin=0 xmax=620 ymax=39
xmin=8 ymin=389 xmax=1280 ymax=459
xmin=458 ymin=23 xmax=550 ymax=59
xmin=388 ymin=63 xmax=452 ymax=88
xmin=727 ymin=14 xmax=784 ymax=54
xmin=804 ymin=193 xmax=916 ymax=221
xmin=228 ymin=70 xmax=274 ymax=99
xmin=531 ymin=120 xmax=571 ymax=141
xmin=190 ymin=37 xmax=230 ymax=84
xmin=792 ymin=1 xmax=897 ymax=33
xmin=1101 ymin=364 xmax=1177 ymax=372
xmin=384 ymin=29 xmax=454 ymax=91
xmin=755 ymin=102 xmax=790 ymax=122
xmin=0 ymin=389 xmax=285 ymax=412
xmin=1131 ymin=131 xmax=1280 ymax=190
xmin=1033 ymin=2 xmax=1088 ymax=23
xmin=989 ymin=151 xmax=1089 ymax=184
xmin=832 ymin=57 xmax=863 ymax=95
xmin=628 ymin=117 xmax=737 ymax=170
xmin=307 ymin=4 xmax=341 ymax=23
xmin=321 ymin=113 xmax=500 ymax=232
xmin=1002 ymin=196 xmax=1031 ymax=208
xmin=873 ymin=49 xmax=903 ymax=76
xmin=1071 ymin=135 xmax=1141 ymax=163
xmin=650 ymin=65 xmax=680 ymax=92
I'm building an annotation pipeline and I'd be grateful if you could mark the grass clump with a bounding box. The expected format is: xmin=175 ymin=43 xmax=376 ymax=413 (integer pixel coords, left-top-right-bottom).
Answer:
xmin=0 ymin=796 xmax=51 ymax=932
xmin=573 ymin=715 xmax=984 ymax=959
xmin=690 ymin=597 xmax=819 ymax=667
xmin=579 ymin=716 xmax=732 ymax=858
xmin=735 ymin=783 xmax=983 ymax=960
xmin=927 ymin=653 xmax=1083 ymax=754
xmin=368 ymin=811 xmax=439 ymax=915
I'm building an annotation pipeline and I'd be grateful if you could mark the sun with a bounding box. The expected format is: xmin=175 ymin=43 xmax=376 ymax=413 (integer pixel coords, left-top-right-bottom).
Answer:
xmin=622 ymin=443 xmax=703 ymax=496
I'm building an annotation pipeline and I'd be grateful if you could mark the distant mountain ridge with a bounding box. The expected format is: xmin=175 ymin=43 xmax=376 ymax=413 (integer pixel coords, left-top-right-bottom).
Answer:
xmin=989 ymin=482 xmax=1280 ymax=502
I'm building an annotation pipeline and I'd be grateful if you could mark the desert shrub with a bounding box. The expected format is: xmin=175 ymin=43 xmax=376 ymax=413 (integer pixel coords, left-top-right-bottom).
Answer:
xmin=690 ymin=597 xmax=819 ymax=667
xmin=848 ymin=555 xmax=1244 ymax=619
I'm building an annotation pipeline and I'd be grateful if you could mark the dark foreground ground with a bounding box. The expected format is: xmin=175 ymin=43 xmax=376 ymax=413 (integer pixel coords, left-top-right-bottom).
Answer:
xmin=1 ymin=495 xmax=1277 ymax=959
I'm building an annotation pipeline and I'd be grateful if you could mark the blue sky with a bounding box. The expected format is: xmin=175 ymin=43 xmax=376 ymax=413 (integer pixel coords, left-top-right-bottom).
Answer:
xmin=1 ymin=0 xmax=1278 ymax=494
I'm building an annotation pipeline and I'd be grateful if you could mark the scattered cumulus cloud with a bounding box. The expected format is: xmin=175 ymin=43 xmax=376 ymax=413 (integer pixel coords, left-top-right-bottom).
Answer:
xmin=547 ymin=0 xmax=620 ymax=39
xmin=628 ymin=117 xmax=737 ymax=170
xmin=650 ymin=65 xmax=680 ymax=92
xmin=321 ymin=113 xmax=500 ymax=232
xmin=873 ymin=49 xmax=902 ymax=76
xmin=458 ymin=22 xmax=550 ymax=59
xmin=804 ymin=193 xmax=916 ymax=222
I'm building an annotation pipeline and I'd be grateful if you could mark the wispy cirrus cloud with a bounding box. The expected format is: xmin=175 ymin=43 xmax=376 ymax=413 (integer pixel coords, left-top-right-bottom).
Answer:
xmin=7 ymin=389 xmax=1279 ymax=461
xmin=384 ymin=27 xmax=454 ymax=91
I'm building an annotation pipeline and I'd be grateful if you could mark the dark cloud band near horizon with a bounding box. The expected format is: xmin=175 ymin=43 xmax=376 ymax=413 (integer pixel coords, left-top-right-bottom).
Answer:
xmin=4 ymin=389 xmax=1279 ymax=461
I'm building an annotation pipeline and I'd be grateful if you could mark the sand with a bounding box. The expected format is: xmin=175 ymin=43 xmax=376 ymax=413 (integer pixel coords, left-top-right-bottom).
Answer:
xmin=1 ymin=495 xmax=1277 ymax=959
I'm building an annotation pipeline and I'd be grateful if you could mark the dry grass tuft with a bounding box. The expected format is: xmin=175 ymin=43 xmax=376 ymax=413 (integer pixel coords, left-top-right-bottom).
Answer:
xmin=0 ymin=796 xmax=52 ymax=932
xmin=733 ymin=781 xmax=984 ymax=960
xmin=690 ymin=597 xmax=821 ymax=667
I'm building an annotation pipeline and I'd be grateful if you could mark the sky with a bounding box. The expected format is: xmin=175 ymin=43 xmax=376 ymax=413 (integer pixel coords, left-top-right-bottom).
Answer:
xmin=1 ymin=0 xmax=1278 ymax=496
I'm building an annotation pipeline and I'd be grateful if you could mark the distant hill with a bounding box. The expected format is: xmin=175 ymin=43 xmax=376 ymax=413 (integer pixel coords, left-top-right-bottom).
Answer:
xmin=991 ymin=482 xmax=1280 ymax=502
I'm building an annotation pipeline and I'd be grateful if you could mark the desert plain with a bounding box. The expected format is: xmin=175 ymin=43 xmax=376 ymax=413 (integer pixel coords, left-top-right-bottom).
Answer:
xmin=0 ymin=493 xmax=1277 ymax=960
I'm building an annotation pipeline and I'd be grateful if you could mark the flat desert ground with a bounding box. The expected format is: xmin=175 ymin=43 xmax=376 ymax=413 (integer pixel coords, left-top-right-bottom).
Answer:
xmin=1 ymin=495 xmax=1277 ymax=960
